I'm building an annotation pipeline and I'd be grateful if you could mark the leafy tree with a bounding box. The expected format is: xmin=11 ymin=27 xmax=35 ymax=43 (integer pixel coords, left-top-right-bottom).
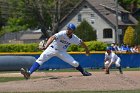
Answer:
xmin=2 ymin=17 xmax=28 ymax=32
xmin=0 ymin=8 xmax=2 ymax=30
xmin=135 ymin=21 xmax=140 ymax=45
xmin=75 ymin=20 xmax=97 ymax=41
xmin=118 ymin=0 xmax=140 ymax=12
xmin=60 ymin=0 xmax=80 ymax=19
xmin=123 ymin=26 xmax=135 ymax=46
xmin=1 ymin=0 xmax=80 ymax=38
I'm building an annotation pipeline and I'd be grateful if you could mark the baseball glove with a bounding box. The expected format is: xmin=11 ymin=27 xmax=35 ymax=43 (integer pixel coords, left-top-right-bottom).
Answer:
xmin=38 ymin=40 xmax=47 ymax=50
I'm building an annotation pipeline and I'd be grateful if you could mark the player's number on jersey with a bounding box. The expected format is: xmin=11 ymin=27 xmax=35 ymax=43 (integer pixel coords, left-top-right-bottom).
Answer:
xmin=63 ymin=45 xmax=68 ymax=49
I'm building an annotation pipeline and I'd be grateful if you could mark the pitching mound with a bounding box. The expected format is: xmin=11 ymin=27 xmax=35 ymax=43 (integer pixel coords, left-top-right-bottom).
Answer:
xmin=0 ymin=71 xmax=140 ymax=92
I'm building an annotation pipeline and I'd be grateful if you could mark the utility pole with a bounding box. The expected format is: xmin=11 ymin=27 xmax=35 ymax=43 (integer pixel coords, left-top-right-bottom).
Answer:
xmin=52 ymin=0 xmax=61 ymax=34
xmin=115 ymin=0 xmax=119 ymax=44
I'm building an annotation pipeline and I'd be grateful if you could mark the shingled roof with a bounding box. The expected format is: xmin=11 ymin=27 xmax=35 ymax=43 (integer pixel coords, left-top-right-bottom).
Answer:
xmin=59 ymin=0 xmax=138 ymax=29
xmin=87 ymin=0 xmax=138 ymax=25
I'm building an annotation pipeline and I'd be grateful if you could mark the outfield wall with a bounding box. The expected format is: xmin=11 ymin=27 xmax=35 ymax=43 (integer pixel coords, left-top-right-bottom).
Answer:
xmin=0 ymin=52 xmax=139 ymax=70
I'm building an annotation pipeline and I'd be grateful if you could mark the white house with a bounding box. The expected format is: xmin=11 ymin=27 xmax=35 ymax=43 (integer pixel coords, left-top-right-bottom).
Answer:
xmin=58 ymin=0 xmax=138 ymax=44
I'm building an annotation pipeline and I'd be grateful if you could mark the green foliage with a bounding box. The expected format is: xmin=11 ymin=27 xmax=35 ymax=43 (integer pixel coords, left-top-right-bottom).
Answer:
xmin=118 ymin=0 xmax=140 ymax=11
xmin=0 ymin=8 xmax=2 ymax=30
xmin=0 ymin=43 xmax=40 ymax=52
xmin=123 ymin=26 xmax=135 ymax=46
xmin=75 ymin=20 xmax=97 ymax=41
xmin=85 ymin=41 xmax=107 ymax=51
xmin=1 ymin=0 xmax=80 ymax=37
xmin=60 ymin=0 xmax=80 ymax=19
xmin=2 ymin=17 xmax=29 ymax=33
xmin=67 ymin=41 xmax=107 ymax=52
xmin=0 ymin=77 xmax=24 ymax=82
xmin=67 ymin=44 xmax=81 ymax=52
xmin=0 ymin=41 xmax=107 ymax=52
xmin=135 ymin=22 xmax=140 ymax=44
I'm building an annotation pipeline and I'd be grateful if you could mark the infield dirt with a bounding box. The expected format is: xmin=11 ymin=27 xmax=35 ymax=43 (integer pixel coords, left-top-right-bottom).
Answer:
xmin=0 ymin=71 xmax=140 ymax=92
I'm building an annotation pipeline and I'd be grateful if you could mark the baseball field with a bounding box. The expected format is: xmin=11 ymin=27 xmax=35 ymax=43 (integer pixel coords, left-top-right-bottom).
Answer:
xmin=0 ymin=69 xmax=140 ymax=93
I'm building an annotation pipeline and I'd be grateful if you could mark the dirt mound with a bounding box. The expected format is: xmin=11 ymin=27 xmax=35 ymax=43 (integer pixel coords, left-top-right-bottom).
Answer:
xmin=0 ymin=71 xmax=140 ymax=92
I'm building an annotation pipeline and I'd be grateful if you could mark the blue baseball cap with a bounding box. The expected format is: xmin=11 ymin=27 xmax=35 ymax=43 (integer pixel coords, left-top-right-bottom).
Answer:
xmin=67 ymin=23 xmax=76 ymax=31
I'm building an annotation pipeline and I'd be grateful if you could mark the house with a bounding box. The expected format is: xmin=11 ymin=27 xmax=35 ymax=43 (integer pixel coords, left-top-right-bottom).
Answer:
xmin=0 ymin=30 xmax=43 ymax=44
xmin=59 ymin=0 xmax=138 ymax=44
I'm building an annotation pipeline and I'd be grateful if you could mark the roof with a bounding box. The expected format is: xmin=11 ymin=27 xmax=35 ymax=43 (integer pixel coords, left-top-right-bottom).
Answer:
xmin=59 ymin=0 xmax=138 ymax=29
xmin=20 ymin=33 xmax=42 ymax=40
xmin=86 ymin=0 xmax=138 ymax=26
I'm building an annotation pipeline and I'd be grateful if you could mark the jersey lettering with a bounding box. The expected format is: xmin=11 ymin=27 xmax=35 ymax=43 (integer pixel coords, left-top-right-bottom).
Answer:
xmin=60 ymin=40 xmax=71 ymax=49
xmin=60 ymin=40 xmax=71 ymax=45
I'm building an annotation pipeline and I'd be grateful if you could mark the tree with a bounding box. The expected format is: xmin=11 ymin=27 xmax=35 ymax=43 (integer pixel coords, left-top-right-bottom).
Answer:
xmin=123 ymin=26 xmax=135 ymax=46
xmin=0 ymin=8 xmax=2 ymax=30
xmin=135 ymin=22 xmax=140 ymax=45
xmin=75 ymin=20 xmax=97 ymax=41
xmin=118 ymin=0 xmax=140 ymax=12
xmin=1 ymin=0 xmax=80 ymax=38
xmin=59 ymin=0 xmax=80 ymax=19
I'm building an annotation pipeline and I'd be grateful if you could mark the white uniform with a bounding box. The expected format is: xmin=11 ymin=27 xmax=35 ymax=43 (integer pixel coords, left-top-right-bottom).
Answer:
xmin=104 ymin=52 xmax=121 ymax=67
xmin=36 ymin=30 xmax=82 ymax=67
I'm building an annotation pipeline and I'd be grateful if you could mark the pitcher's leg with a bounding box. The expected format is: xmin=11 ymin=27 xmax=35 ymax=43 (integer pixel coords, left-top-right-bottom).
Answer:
xmin=21 ymin=48 xmax=54 ymax=79
xmin=57 ymin=52 xmax=91 ymax=76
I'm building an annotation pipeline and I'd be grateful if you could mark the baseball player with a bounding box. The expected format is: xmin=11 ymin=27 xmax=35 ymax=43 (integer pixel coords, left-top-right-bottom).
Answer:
xmin=104 ymin=47 xmax=123 ymax=74
xmin=21 ymin=23 xmax=92 ymax=79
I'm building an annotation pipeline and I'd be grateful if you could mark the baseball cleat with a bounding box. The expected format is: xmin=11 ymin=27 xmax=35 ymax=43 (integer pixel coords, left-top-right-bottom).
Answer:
xmin=119 ymin=70 xmax=123 ymax=74
xmin=20 ymin=68 xmax=30 ymax=79
xmin=82 ymin=71 xmax=92 ymax=76
xmin=119 ymin=67 xmax=123 ymax=74
xmin=105 ymin=68 xmax=110 ymax=74
xmin=117 ymin=67 xmax=123 ymax=74
xmin=105 ymin=71 xmax=110 ymax=74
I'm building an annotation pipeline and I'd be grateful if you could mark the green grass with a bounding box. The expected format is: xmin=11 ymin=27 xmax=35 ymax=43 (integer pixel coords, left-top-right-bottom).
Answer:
xmin=0 ymin=67 xmax=139 ymax=83
xmin=38 ymin=67 xmax=140 ymax=72
xmin=0 ymin=77 xmax=24 ymax=82
xmin=0 ymin=67 xmax=139 ymax=73
xmin=0 ymin=77 xmax=41 ymax=82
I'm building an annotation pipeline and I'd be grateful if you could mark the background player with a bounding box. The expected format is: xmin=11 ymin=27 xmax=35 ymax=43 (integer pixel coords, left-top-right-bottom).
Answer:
xmin=21 ymin=23 xmax=92 ymax=79
xmin=104 ymin=47 xmax=123 ymax=74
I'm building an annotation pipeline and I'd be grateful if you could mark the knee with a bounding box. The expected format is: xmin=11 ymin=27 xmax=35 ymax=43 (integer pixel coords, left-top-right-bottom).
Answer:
xmin=104 ymin=61 xmax=109 ymax=67
xmin=71 ymin=61 xmax=79 ymax=67
xmin=36 ymin=59 xmax=44 ymax=65
xmin=116 ymin=63 xmax=120 ymax=67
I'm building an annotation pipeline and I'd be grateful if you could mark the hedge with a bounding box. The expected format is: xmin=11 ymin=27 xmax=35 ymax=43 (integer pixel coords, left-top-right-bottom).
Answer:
xmin=0 ymin=41 xmax=107 ymax=52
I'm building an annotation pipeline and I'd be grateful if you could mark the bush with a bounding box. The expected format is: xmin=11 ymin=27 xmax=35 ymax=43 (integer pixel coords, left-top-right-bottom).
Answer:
xmin=0 ymin=43 xmax=39 ymax=52
xmin=85 ymin=41 xmax=107 ymax=51
xmin=0 ymin=41 xmax=107 ymax=52
xmin=67 ymin=41 xmax=107 ymax=52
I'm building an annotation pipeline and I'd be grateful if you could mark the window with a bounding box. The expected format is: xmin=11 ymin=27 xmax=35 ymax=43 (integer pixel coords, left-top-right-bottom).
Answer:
xmin=91 ymin=14 xmax=95 ymax=18
xmin=91 ymin=19 xmax=95 ymax=24
xmin=103 ymin=28 xmax=112 ymax=38
xmin=121 ymin=13 xmax=129 ymax=22
xmin=84 ymin=5 xmax=88 ymax=8
xmin=78 ymin=14 xmax=82 ymax=22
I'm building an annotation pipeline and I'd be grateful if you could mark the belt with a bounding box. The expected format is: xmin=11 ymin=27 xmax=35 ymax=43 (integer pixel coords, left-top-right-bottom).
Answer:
xmin=50 ymin=46 xmax=58 ymax=50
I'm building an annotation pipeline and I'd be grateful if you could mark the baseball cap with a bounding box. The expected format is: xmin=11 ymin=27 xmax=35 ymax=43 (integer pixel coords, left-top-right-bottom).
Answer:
xmin=67 ymin=23 xmax=76 ymax=31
